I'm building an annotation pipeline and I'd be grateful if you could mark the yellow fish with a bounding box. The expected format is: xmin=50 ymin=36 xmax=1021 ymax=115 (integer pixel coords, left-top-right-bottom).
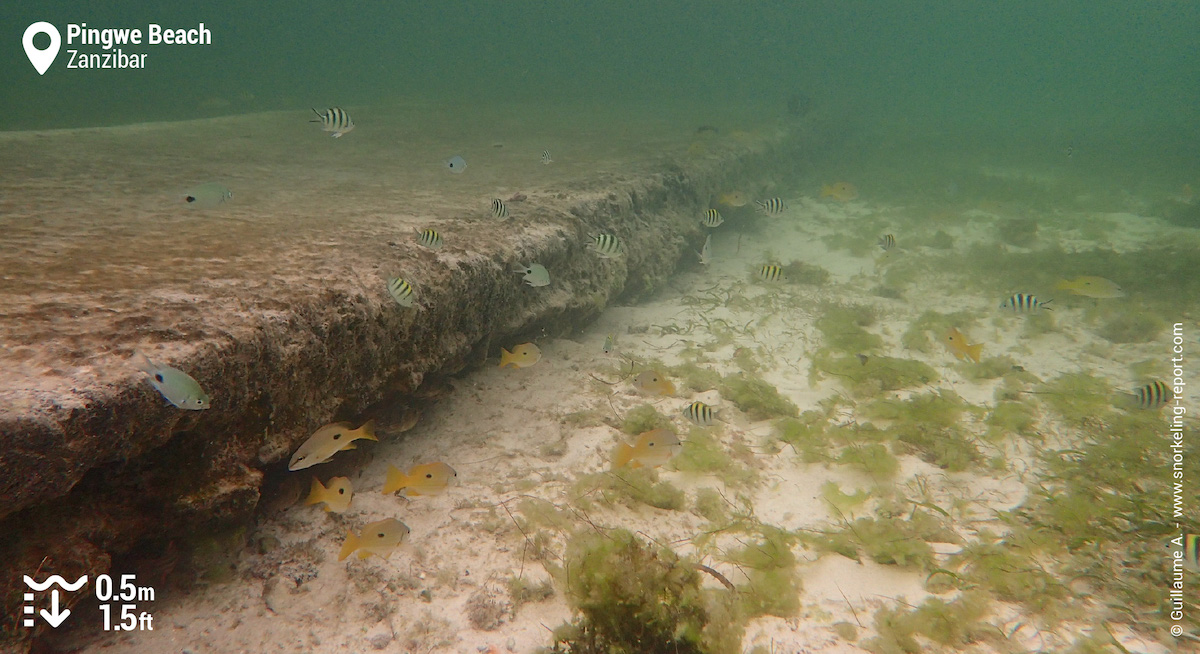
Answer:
xmin=338 ymin=518 xmax=410 ymax=561
xmin=943 ymin=327 xmax=983 ymax=363
xmin=632 ymin=370 xmax=675 ymax=396
xmin=715 ymin=191 xmax=748 ymax=207
xmin=500 ymin=343 xmax=542 ymax=368
xmin=1055 ymin=276 xmax=1125 ymax=299
xmin=383 ymin=462 xmax=458 ymax=496
xmin=613 ymin=429 xmax=682 ymax=469
xmin=820 ymin=182 xmax=858 ymax=202
xmin=305 ymin=476 xmax=353 ymax=513
xmin=288 ymin=420 xmax=377 ymax=471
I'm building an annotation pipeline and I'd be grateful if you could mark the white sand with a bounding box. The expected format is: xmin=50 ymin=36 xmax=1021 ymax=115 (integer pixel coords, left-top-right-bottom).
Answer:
xmin=66 ymin=184 xmax=1192 ymax=654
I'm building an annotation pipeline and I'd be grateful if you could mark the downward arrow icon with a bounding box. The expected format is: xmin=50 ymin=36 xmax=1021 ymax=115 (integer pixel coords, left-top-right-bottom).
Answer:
xmin=40 ymin=589 xmax=70 ymax=627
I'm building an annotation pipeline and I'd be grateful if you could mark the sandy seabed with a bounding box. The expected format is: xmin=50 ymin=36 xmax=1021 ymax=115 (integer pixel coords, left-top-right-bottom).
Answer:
xmin=50 ymin=174 xmax=1195 ymax=654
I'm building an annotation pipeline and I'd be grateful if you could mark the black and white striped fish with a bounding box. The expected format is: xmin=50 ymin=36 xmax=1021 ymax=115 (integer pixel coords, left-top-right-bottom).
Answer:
xmin=310 ymin=107 xmax=354 ymax=138
xmin=588 ymin=233 xmax=622 ymax=258
xmin=416 ymin=228 xmax=443 ymax=249
xmin=683 ymin=400 xmax=715 ymax=426
xmin=754 ymin=198 xmax=787 ymax=215
xmin=1000 ymin=293 xmax=1052 ymax=312
xmin=702 ymin=209 xmax=724 ymax=228
xmin=541 ymin=150 xmax=553 ymax=165
xmin=387 ymin=277 xmax=414 ymax=307
xmin=1134 ymin=380 xmax=1173 ymax=409
xmin=758 ymin=264 xmax=784 ymax=282
xmin=490 ymin=198 xmax=509 ymax=220
xmin=878 ymin=234 xmax=896 ymax=251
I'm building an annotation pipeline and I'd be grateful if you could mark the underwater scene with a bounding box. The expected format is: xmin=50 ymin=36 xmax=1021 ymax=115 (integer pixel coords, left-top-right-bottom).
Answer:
xmin=1 ymin=2 xmax=1199 ymax=654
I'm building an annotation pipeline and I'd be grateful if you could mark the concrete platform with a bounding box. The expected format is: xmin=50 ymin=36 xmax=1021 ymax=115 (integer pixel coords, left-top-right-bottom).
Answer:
xmin=0 ymin=100 xmax=815 ymax=646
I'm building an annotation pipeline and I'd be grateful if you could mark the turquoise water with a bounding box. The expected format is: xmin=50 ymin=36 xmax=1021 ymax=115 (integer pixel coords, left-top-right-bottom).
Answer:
xmin=5 ymin=1 xmax=1199 ymax=136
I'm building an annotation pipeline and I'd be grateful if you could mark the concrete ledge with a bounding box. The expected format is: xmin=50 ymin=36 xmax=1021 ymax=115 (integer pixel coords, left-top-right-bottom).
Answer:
xmin=0 ymin=102 xmax=818 ymax=645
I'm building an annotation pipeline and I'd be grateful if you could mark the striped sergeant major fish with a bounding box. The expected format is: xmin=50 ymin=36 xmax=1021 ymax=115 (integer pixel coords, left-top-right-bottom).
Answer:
xmin=754 ymin=198 xmax=786 ymax=215
xmin=682 ymin=400 xmax=715 ymax=426
xmin=416 ymin=228 xmax=443 ymax=249
xmin=757 ymin=264 xmax=784 ymax=282
xmin=490 ymin=198 xmax=509 ymax=220
xmin=311 ymin=107 xmax=354 ymax=138
xmin=1133 ymin=380 xmax=1173 ymax=409
xmin=878 ymin=234 xmax=896 ymax=251
xmin=588 ymin=232 xmax=623 ymax=258
xmin=1000 ymin=293 xmax=1052 ymax=312
xmin=702 ymin=209 xmax=724 ymax=228
xmin=541 ymin=150 xmax=553 ymax=164
xmin=387 ymin=277 xmax=414 ymax=307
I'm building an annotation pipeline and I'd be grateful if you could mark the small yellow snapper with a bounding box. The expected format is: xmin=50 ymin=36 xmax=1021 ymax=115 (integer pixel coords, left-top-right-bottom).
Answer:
xmin=715 ymin=191 xmax=748 ymax=207
xmin=131 ymin=350 xmax=211 ymax=410
xmin=288 ymin=420 xmax=378 ymax=471
xmin=383 ymin=462 xmax=458 ymax=496
xmin=943 ymin=327 xmax=983 ymax=363
xmin=305 ymin=476 xmax=353 ymax=513
xmin=500 ymin=343 xmax=542 ymax=368
xmin=338 ymin=518 xmax=410 ymax=561
xmin=1055 ymin=276 xmax=1125 ymax=299
xmin=820 ymin=182 xmax=858 ymax=202
xmin=633 ymin=370 xmax=675 ymax=396
xmin=612 ymin=428 xmax=682 ymax=469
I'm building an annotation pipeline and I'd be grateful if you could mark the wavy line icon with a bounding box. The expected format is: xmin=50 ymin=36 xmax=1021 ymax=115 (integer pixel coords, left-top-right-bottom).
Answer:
xmin=24 ymin=575 xmax=87 ymax=592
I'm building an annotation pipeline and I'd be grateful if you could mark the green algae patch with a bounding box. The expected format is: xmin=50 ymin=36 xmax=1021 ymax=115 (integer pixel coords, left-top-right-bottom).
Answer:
xmin=780 ymin=260 xmax=832 ymax=286
xmin=815 ymin=304 xmax=884 ymax=354
xmin=864 ymin=390 xmax=984 ymax=471
xmin=1097 ymin=308 xmax=1166 ymax=344
xmin=622 ymin=404 xmax=675 ymax=434
xmin=901 ymin=310 xmax=976 ymax=354
xmin=836 ymin=442 xmax=900 ymax=478
xmin=864 ymin=591 xmax=993 ymax=654
xmin=721 ymin=526 xmax=801 ymax=618
xmin=811 ymin=351 xmax=939 ymax=398
xmin=1036 ymin=371 xmax=1114 ymax=426
xmin=955 ymin=355 xmax=1017 ymax=381
xmin=673 ymin=429 xmax=758 ymax=489
xmin=718 ymin=374 xmax=798 ymax=420
xmin=984 ymin=400 xmax=1038 ymax=438
xmin=804 ymin=508 xmax=957 ymax=570
xmin=555 ymin=529 xmax=743 ymax=654
xmin=669 ymin=363 xmax=723 ymax=394
xmin=573 ymin=468 xmax=684 ymax=512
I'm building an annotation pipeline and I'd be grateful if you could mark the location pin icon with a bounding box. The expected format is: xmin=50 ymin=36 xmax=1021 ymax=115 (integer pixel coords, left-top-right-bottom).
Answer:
xmin=23 ymin=22 xmax=61 ymax=75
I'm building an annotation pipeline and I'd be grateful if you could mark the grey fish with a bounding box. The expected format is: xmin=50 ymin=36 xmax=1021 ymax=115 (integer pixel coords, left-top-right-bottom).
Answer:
xmin=184 ymin=182 xmax=232 ymax=208
xmin=132 ymin=350 xmax=210 ymax=410
xmin=514 ymin=263 xmax=550 ymax=287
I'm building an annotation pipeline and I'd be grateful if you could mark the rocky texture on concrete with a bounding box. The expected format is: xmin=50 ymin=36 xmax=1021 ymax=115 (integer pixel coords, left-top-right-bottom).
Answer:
xmin=0 ymin=102 xmax=819 ymax=648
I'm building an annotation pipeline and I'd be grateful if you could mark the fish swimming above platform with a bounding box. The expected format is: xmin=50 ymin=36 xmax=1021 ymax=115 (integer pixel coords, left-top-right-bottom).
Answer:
xmin=702 ymin=209 xmax=724 ymax=228
xmin=383 ymin=462 xmax=458 ymax=496
xmin=541 ymin=150 xmax=553 ymax=165
xmin=288 ymin=420 xmax=378 ymax=471
xmin=943 ymin=327 xmax=983 ymax=363
xmin=131 ymin=350 xmax=211 ymax=410
xmin=500 ymin=342 xmax=542 ymax=368
xmin=311 ymin=107 xmax=354 ymax=138
xmin=612 ymin=428 xmax=682 ymax=469
xmin=183 ymin=182 xmax=232 ymax=208
xmin=339 ymin=518 xmax=410 ymax=561
xmin=305 ymin=476 xmax=353 ymax=513
xmin=416 ymin=228 xmax=443 ymax=250
xmin=387 ymin=277 xmax=415 ymax=307
xmin=514 ymin=263 xmax=550 ymax=287
xmin=588 ymin=233 xmax=623 ymax=258
xmin=491 ymin=198 xmax=509 ymax=220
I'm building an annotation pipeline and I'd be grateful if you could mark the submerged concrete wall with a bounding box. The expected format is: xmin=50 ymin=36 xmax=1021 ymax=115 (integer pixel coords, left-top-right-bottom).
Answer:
xmin=0 ymin=103 xmax=823 ymax=649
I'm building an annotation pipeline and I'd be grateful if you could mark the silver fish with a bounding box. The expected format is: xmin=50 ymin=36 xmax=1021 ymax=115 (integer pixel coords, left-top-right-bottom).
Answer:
xmin=311 ymin=107 xmax=354 ymax=138
xmin=696 ymin=234 xmax=712 ymax=265
xmin=184 ymin=182 xmax=233 ymax=208
xmin=514 ymin=263 xmax=550 ymax=287
xmin=132 ymin=351 xmax=211 ymax=410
